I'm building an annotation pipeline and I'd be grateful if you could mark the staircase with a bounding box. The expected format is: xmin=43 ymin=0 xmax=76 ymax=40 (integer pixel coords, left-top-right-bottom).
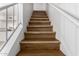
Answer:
xmin=17 ymin=11 xmax=64 ymax=56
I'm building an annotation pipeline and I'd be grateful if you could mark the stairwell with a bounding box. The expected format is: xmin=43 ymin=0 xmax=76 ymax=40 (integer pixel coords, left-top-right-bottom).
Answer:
xmin=17 ymin=11 xmax=64 ymax=56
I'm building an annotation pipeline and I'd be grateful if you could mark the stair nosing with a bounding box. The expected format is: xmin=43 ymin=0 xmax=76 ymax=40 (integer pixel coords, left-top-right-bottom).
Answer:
xmin=26 ymin=31 xmax=54 ymax=33
xmin=21 ymin=41 xmax=60 ymax=43
xmin=25 ymin=31 xmax=56 ymax=34
xmin=27 ymin=25 xmax=53 ymax=27
xmin=31 ymin=18 xmax=49 ymax=19
xmin=29 ymin=21 xmax=50 ymax=22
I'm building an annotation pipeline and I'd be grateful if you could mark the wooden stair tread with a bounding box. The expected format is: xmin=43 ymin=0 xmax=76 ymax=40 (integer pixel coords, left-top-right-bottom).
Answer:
xmin=32 ymin=15 xmax=47 ymax=16
xmin=29 ymin=21 xmax=50 ymax=22
xmin=31 ymin=18 xmax=49 ymax=19
xmin=27 ymin=27 xmax=53 ymax=31
xmin=29 ymin=21 xmax=50 ymax=25
xmin=33 ymin=11 xmax=46 ymax=12
xmin=27 ymin=29 xmax=52 ymax=31
xmin=21 ymin=40 xmax=60 ymax=43
xmin=25 ymin=32 xmax=56 ymax=38
xmin=28 ymin=25 xmax=52 ymax=27
xmin=32 ymin=14 xmax=47 ymax=15
xmin=23 ymin=38 xmax=57 ymax=41
xmin=17 ymin=49 xmax=64 ymax=56
xmin=26 ymin=31 xmax=55 ymax=34
xmin=32 ymin=16 xmax=47 ymax=17
xmin=33 ymin=14 xmax=46 ymax=15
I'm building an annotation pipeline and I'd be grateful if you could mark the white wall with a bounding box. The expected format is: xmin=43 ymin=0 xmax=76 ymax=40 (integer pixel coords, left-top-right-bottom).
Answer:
xmin=33 ymin=3 xmax=46 ymax=10
xmin=46 ymin=3 xmax=79 ymax=56
xmin=23 ymin=3 xmax=33 ymax=32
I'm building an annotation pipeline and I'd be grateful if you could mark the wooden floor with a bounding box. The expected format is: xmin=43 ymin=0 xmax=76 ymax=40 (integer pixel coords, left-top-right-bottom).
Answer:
xmin=17 ymin=11 xmax=64 ymax=56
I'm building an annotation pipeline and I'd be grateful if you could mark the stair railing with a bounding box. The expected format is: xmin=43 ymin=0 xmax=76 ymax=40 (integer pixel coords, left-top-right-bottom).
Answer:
xmin=0 ymin=3 xmax=22 ymax=52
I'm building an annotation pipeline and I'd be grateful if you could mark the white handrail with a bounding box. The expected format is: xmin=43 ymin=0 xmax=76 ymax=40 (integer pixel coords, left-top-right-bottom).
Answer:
xmin=0 ymin=3 xmax=17 ymax=11
xmin=48 ymin=4 xmax=79 ymax=26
